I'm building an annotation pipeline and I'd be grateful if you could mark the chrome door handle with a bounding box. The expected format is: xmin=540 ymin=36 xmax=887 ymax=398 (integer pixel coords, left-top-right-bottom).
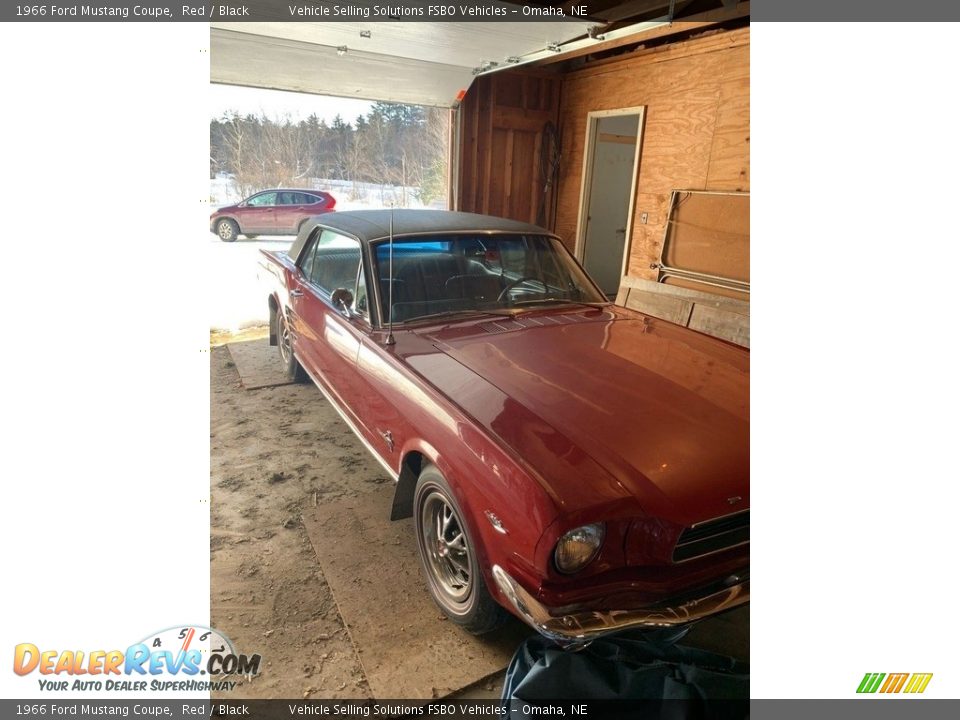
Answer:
xmin=290 ymin=289 xmax=304 ymax=297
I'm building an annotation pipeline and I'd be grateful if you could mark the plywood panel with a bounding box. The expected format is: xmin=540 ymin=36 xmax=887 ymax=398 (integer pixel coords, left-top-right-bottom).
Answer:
xmin=555 ymin=27 xmax=750 ymax=285
xmin=301 ymin=487 xmax=530 ymax=700
xmin=662 ymin=191 xmax=749 ymax=283
xmin=707 ymin=44 xmax=750 ymax=189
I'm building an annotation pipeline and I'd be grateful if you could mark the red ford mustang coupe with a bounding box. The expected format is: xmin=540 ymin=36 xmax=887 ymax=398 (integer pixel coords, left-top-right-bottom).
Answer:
xmin=258 ymin=209 xmax=749 ymax=644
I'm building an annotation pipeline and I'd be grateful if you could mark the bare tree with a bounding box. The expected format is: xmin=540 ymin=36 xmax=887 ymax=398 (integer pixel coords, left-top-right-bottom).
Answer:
xmin=210 ymin=103 xmax=450 ymax=205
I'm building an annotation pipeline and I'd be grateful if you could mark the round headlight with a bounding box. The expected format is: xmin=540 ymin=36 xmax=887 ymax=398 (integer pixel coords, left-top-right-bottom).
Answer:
xmin=554 ymin=522 xmax=605 ymax=574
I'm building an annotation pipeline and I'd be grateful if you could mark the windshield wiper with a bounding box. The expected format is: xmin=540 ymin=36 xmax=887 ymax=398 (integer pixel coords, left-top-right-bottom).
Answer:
xmin=510 ymin=297 xmax=610 ymax=310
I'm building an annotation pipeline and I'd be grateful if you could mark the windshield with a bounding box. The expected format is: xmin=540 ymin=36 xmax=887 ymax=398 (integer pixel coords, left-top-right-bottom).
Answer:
xmin=372 ymin=234 xmax=606 ymax=324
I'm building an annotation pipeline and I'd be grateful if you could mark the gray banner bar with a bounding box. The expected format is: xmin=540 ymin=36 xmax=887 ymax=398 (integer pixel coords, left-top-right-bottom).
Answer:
xmin=4 ymin=0 xmax=960 ymax=23
xmin=0 ymin=1 xmax=599 ymax=23
xmin=753 ymin=700 xmax=960 ymax=720
xmin=1 ymin=699 xmax=958 ymax=719
xmin=752 ymin=0 xmax=960 ymax=21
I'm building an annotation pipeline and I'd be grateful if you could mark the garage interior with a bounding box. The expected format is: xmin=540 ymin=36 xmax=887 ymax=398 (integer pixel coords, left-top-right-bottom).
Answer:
xmin=210 ymin=0 xmax=750 ymax=700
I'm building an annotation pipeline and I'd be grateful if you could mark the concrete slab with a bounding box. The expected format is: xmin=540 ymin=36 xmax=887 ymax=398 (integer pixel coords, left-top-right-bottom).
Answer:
xmin=301 ymin=485 xmax=531 ymax=700
xmin=227 ymin=338 xmax=293 ymax=390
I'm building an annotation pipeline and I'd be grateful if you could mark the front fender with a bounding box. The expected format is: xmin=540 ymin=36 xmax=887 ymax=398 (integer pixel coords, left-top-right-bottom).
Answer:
xmin=392 ymin=434 xmax=556 ymax=607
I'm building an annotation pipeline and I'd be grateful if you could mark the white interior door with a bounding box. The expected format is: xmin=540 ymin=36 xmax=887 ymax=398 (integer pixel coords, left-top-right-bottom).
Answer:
xmin=577 ymin=111 xmax=644 ymax=297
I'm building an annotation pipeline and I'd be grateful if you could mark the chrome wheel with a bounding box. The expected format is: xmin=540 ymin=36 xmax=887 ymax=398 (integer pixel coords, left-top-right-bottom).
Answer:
xmin=420 ymin=491 xmax=472 ymax=603
xmin=413 ymin=465 xmax=506 ymax=633
xmin=278 ymin=313 xmax=292 ymax=364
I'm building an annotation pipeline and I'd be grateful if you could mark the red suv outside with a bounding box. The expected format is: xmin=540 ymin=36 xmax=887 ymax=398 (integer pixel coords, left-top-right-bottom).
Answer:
xmin=210 ymin=189 xmax=336 ymax=242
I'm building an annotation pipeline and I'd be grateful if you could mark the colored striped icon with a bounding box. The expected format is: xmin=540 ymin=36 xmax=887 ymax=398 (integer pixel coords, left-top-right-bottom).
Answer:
xmin=857 ymin=672 xmax=932 ymax=694
xmin=903 ymin=673 xmax=934 ymax=693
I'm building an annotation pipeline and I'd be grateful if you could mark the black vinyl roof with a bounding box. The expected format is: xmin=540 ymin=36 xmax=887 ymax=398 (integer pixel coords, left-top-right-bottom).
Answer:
xmin=289 ymin=209 xmax=553 ymax=263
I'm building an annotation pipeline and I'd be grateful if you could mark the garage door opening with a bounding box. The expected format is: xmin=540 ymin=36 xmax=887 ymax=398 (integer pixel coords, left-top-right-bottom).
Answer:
xmin=575 ymin=108 xmax=645 ymax=297
xmin=209 ymin=84 xmax=450 ymax=212
xmin=207 ymin=84 xmax=452 ymax=332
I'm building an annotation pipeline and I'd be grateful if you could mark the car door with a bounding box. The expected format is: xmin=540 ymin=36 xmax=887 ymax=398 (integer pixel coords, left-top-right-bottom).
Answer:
xmin=273 ymin=191 xmax=304 ymax=234
xmin=237 ymin=191 xmax=278 ymax=233
xmin=291 ymin=229 xmax=371 ymax=427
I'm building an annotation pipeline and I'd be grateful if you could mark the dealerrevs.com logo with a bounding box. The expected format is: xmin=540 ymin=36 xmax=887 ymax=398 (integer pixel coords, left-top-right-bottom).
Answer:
xmin=857 ymin=673 xmax=933 ymax=694
xmin=13 ymin=625 xmax=260 ymax=693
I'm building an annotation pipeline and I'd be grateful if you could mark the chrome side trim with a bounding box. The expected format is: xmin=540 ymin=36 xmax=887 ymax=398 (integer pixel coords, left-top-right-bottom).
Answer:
xmin=299 ymin=360 xmax=400 ymax=483
xmin=688 ymin=508 xmax=749 ymax=529
xmin=484 ymin=510 xmax=508 ymax=535
xmin=672 ymin=509 xmax=750 ymax=563
xmin=491 ymin=565 xmax=749 ymax=646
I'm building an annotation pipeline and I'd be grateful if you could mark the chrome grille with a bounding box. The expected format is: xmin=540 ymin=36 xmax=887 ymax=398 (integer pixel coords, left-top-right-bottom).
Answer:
xmin=673 ymin=510 xmax=749 ymax=562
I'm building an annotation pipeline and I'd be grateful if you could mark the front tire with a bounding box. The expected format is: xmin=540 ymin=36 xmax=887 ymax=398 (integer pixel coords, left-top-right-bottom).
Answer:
xmin=216 ymin=218 xmax=239 ymax=242
xmin=414 ymin=464 xmax=505 ymax=634
xmin=277 ymin=310 xmax=307 ymax=383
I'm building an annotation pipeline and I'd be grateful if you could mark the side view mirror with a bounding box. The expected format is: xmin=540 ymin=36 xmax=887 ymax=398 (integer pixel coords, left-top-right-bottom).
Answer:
xmin=331 ymin=288 xmax=354 ymax=318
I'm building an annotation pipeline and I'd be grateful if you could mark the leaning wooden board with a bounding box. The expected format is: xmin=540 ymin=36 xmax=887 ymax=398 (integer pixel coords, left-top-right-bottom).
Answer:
xmin=617 ymin=276 xmax=749 ymax=348
xmin=301 ymin=486 xmax=530 ymax=699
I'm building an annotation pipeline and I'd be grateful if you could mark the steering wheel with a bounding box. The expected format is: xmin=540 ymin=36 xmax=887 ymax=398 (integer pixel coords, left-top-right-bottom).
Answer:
xmin=497 ymin=277 xmax=548 ymax=303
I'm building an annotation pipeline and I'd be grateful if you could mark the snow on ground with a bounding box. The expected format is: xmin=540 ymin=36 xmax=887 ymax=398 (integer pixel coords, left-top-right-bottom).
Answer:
xmin=207 ymin=233 xmax=291 ymax=332
xmin=210 ymin=174 xmax=445 ymax=211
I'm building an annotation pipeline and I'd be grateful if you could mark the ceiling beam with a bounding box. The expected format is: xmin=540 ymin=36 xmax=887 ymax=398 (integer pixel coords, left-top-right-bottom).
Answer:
xmin=529 ymin=0 xmax=749 ymax=67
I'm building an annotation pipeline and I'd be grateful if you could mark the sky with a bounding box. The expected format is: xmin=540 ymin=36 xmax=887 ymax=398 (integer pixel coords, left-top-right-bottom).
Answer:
xmin=210 ymin=83 xmax=375 ymax=126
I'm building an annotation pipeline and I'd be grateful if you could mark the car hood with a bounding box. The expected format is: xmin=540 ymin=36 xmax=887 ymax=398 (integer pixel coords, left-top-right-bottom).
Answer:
xmin=421 ymin=309 xmax=749 ymax=526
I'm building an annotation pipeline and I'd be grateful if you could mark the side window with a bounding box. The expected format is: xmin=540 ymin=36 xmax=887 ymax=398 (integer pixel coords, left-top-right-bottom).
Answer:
xmin=247 ymin=192 xmax=277 ymax=207
xmin=354 ymin=266 xmax=369 ymax=320
xmin=304 ymin=193 xmax=324 ymax=206
xmin=281 ymin=191 xmax=309 ymax=205
xmin=298 ymin=232 xmax=320 ymax=281
xmin=308 ymin=230 xmax=362 ymax=299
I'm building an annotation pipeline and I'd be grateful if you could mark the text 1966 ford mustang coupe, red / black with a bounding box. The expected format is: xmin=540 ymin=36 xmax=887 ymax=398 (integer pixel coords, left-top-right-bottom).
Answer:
xmin=258 ymin=209 xmax=748 ymax=644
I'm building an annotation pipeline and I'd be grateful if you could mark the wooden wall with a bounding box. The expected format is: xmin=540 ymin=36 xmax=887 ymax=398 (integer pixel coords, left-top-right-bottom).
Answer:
xmin=456 ymin=70 xmax=561 ymax=225
xmin=553 ymin=27 xmax=750 ymax=280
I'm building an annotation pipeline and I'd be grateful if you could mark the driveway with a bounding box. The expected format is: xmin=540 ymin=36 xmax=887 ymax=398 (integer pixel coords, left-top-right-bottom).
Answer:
xmin=207 ymin=233 xmax=293 ymax=331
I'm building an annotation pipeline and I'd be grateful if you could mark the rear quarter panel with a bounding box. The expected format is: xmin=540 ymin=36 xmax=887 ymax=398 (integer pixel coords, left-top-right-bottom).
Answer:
xmin=258 ymin=249 xmax=298 ymax=340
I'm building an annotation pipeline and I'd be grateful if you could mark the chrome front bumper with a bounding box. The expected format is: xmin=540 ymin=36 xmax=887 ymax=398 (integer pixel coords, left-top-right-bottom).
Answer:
xmin=491 ymin=565 xmax=749 ymax=645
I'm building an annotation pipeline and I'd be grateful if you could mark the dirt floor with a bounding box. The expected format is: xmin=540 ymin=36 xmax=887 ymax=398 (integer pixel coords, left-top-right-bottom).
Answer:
xmin=210 ymin=338 xmax=383 ymax=700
